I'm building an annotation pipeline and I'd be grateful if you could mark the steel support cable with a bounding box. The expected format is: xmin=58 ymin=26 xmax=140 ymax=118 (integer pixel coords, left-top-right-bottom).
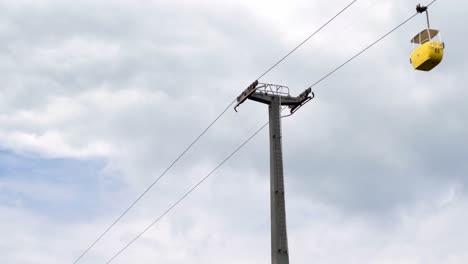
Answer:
xmin=99 ymin=1 xmax=441 ymax=263
xmin=72 ymin=98 xmax=236 ymax=264
xmin=72 ymin=1 xmax=359 ymax=262
xmin=307 ymin=0 xmax=438 ymax=90
xmin=104 ymin=107 xmax=289 ymax=263
xmin=427 ymin=0 xmax=438 ymax=8
xmin=256 ymin=0 xmax=358 ymax=80
xmin=104 ymin=122 xmax=270 ymax=264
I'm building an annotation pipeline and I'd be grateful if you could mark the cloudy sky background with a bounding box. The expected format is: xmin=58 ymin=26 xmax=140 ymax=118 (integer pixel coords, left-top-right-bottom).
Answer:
xmin=1 ymin=0 xmax=467 ymax=263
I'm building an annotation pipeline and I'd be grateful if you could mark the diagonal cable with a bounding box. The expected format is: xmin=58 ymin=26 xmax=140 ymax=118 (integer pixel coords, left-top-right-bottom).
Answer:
xmin=72 ymin=98 xmax=236 ymax=264
xmin=308 ymin=0 xmax=438 ymax=89
xmin=257 ymin=0 xmax=358 ymax=80
xmin=104 ymin=121 xmax=269 ymax=264
xmin=99 ymin=1 xmax=441 ymax=262
xmin=72 ymin=1 xmax=360 ymax=262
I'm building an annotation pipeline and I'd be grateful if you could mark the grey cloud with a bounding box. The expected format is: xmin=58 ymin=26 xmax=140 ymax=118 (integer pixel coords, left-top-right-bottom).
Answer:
xmin=1 ymin=0 xmax=468 ymax=263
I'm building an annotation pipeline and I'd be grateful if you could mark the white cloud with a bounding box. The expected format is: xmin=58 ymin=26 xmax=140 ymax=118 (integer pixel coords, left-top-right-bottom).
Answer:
xmin=0 ymin=130 xmax=112 ymax=158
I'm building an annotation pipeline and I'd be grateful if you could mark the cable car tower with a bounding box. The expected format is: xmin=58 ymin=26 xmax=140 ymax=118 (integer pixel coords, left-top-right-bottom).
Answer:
xmin=235 ymin=81 xmax=313 ymax=264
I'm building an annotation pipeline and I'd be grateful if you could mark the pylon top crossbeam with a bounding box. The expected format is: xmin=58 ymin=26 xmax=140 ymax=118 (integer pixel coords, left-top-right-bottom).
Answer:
xmin=234 ymin=81 xmax=314 ymax=114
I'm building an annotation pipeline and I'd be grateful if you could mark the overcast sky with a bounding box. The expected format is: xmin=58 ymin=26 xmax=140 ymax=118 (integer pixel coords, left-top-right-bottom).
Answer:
xmin=1 ymin=0 xmax=468 ymax=263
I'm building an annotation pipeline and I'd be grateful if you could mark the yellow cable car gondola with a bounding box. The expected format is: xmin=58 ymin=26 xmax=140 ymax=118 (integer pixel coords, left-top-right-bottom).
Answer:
xmin=410 ymin=4 xmax=444 ymax=71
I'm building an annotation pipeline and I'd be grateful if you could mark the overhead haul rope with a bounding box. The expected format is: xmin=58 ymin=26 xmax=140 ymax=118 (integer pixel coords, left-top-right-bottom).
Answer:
xmin=307 ymin=0 xmax=438 ymax=90
xmin=256 ymin=0 xmax=358 ymax=80
xmin=99 ymin=1 xmax=440 ymax=262
xmin=104 ymin=104 xmax=289 ymax=264
xmin=104 ymin=122 xmax=269 ymax=264
xmin=71 ymin=1 xmax=358 ymax=263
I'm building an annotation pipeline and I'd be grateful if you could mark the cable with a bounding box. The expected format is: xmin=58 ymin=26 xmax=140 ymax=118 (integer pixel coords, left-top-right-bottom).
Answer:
xmin=427 ymin=0 xmax=438 ymax=8
xmin=256 ymin=0 xmax=358 ymax=80
xmin=72 ymin=1 xmax=359 ymax=262
xmin=307 ymin=0 xmax=438 ymax=89
xmin=72 ymin=98 xmax=236 ymax=264
xmin=104 ymin=121 xmax=269 ymax=264
xmin=100 ymin=1 xmax=441 ymax=262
